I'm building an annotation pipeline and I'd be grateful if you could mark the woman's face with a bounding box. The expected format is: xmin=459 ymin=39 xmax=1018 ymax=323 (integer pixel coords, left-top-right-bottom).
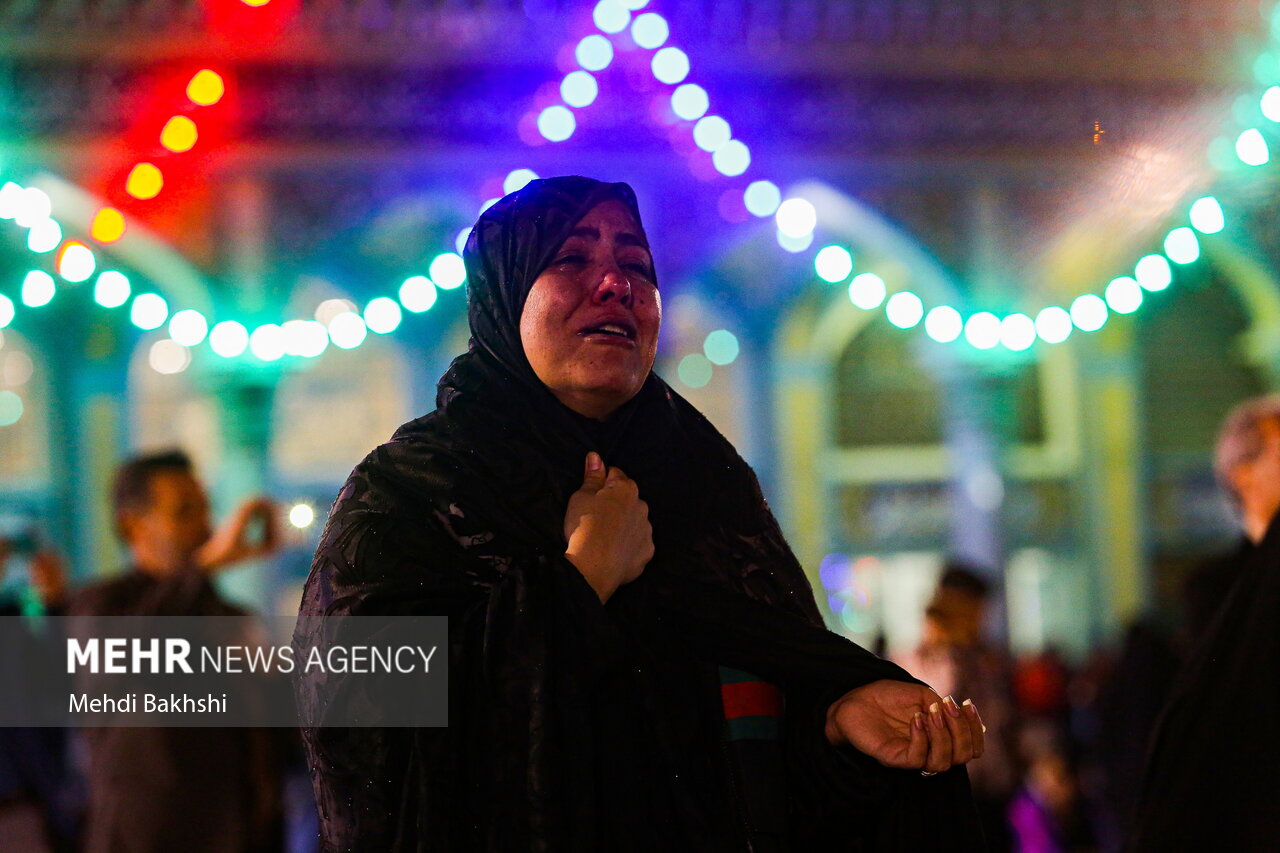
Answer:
xmin=520 ymin=199 xmax=661 ymax=419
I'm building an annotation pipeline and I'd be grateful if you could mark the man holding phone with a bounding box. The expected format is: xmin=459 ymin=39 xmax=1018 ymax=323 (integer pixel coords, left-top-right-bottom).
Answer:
xmin=69 ymin=449 xmax=283 ymax=853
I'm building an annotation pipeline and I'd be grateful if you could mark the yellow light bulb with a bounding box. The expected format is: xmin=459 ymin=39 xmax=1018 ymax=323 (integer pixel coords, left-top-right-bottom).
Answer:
xmin=186 ymin=70 xmax=225 ymax=107
xmin=160 ymin=115 xmax=198 ymax=153
xmin=126 ymin=163 xmax=164 ymax=200
xmin=90 ymin=207 xmax=126 ymax=243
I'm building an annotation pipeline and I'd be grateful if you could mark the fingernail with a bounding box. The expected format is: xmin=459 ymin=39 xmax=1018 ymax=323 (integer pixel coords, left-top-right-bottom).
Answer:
xmin=943 ymin=696 xmax=961 ymax=718
xmin=587 ymin=452 xmax=603 ymax=472
xmin=961 ymin=698 xmax=978 ymax=717
xmin=929 ymin=702 xmax=944 ymax=728
xmin=912 ymin=712 xmax=925 ymax=731
xmin=982 ymin=724 xmax=987 ymax=733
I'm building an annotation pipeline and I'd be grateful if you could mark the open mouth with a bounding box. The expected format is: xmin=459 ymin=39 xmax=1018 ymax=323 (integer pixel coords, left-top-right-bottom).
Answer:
xmin=578 ymin=322 xmax=636 ymax=341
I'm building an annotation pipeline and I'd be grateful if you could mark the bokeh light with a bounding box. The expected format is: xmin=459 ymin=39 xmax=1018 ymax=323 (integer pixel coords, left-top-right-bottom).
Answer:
xmin=56 ymin=242 xmax=96 ymax=282
xmin=1104 ymin=276 xmax=1143 ymax=314
xmin=775 ymin=230 xmax=813 ymax=253
xmin=885 ymin=291 xmax=924 ymax=329
xmin=429 ymin=253 xmax=467 ymax=289
xmin=27 ymin=219 xmax=62 ymax=253
xmin=94 ymin=271 xmax=131 ymax=308
xmin=677 ymin=352 xmax=712 ymax=387
xmin=592 ymin=0 xmax=630 ymax=33
xmin=1164 ymin=227 xmax=1200 ymax=264
xmin=328 ymin=312 xmax=368 ymax=350
xmin=209 ymin=320 xmax=249 ymax=358
xmin=631 ymin=12 xmax=669 ymax=48
xmin=149 ymin=339 xmax=191 ymax=375
xmin=1035 ymin=306 xmax=1073 ymax=343
xmin=315 ymin=298 xmax=357 ymax=326
xmin=1263 ymin=85 xmax=1280 ymax=121
xmin=130 ymin=293 xmax=169 ymax=330
xmin=126 ymin=163 xmax=164 ymax=200
xmin=651 ymin=47 xmax=690 ymax=84
xmin=1135 ymin=254 xmax=1172 ymax=291
xmin=671 ymin=84 xmax=709 ymax=120
xmin=168 ymin=309 xmax=209 ymax=346
xmin=775 ymin=197 xmax=817 ymax=238
xmin=964 ymin=312 xmax=1001 ymax=349
xmin=703 ymin=329 xmax=740 ymax=365
xmin=0 ymin=295 xmax=13 ymax=329
xmin=848 ymin=272 xmax=887 ymax=310
xmin=289 ymin=503 xmax=316 ymax=529
xmin=249 ymin=323 xmax=285 ymax=361
xmin=743 ymin=181 xmax=781 ymax=217
xmin=21 ymin=271 xmax=55 ymax=308
xmin=364 ymin=297 xmax=403 ymax=334
xmin=503 ymin=168 xmax=539 ymax=195
xmin=537 ymin=105 xmax=576 ymax=142
xmin=1236 ymin=128 xmax=1270 ymax=165
xmin=1189 ymin=196 xmax=1225 ymax=234
xmin=0 ymin=391 xmax=23 ymax=427
xmin=692 ymin=115 xmax=731 ymax=151
xmin=399 ymin=275 xmax=438 ymax=313
xmin=712 ymin=140 xmax=750 ymax=176
xmin=819 ymin=552 xmax=852 ymax=591
xmin=91 ymin=207 xmax=126 ymax=243
xmin=924 ymin=305 xmax=963 ymax=343
xmin=13 ymin=187 xmax=51 ymax=228
xmin=282 ymin=319 xmax=329 ymax=358
xmin=1070 ymin=294 xmax=1108 ymax=332
xmin=160 ymin=115 xmax=198 ymax=153
xmin=560 ymin=72 xmax=598 ymax=108
xmin=187 ymin=69 xmax=225 ymax=106
xmin=1000 ymin=313 xmax=1036 ymax=351
xmin=814 ymin=245 xmax=854 ymax=283
xmin=0 ymin=183 xmax=24 ymax=220
xmin=576 ymin=35 xmax=614 ymax=71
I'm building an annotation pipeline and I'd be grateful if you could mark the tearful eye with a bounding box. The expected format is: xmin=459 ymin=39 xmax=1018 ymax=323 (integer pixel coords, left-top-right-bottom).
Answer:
xmin=554 ymin=254 xmax=586 ymax=266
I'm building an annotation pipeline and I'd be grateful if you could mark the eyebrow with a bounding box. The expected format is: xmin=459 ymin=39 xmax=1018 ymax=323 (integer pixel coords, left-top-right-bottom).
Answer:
xmin=564 ymin=225 xmax=649 ymax=250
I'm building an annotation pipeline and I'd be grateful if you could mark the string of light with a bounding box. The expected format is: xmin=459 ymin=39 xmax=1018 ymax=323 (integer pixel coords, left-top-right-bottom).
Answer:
xmin=0 ymin=0 xmax=1274 ymax=383
xmin=566 ymin=0 xmax=1272 ymax=358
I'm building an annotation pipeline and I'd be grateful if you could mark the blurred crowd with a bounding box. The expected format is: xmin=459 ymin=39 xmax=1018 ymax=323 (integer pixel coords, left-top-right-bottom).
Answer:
xmin=2 ymin=393 xmax=1277 ymax=852
xmin=0 ymin=451 xmax=318 ymax=853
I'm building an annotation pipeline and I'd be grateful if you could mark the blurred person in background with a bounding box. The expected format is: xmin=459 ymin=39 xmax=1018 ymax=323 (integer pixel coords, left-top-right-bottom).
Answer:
xmin=898 ymin=564 xmax=1019 ymax=851
xmin=1127 ymin=395 xmax=1280 ymax=851
xmin=0 ymin=541 xmax=80 ymax=853
xmin=1176 ymin=397 xmax=1280 ymax=648
xmin=69 ymin=450 xmax=284 ymax=853
xmin=1007 ymin=723 xmax=1096 ymax=853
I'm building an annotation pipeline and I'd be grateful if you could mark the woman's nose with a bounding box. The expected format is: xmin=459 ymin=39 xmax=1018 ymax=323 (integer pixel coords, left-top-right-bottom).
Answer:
xmin=594 ymin=268 xmax=632 ymax=306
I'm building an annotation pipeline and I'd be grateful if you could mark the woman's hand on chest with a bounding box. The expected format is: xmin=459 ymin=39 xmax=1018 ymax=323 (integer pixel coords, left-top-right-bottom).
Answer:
xmin=563 ymin=451 xmax=655 ymax=603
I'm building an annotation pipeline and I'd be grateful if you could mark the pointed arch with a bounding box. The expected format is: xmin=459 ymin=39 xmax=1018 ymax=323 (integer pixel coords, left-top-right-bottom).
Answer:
xmin=31 ymin=172 xmax=216 ymax=315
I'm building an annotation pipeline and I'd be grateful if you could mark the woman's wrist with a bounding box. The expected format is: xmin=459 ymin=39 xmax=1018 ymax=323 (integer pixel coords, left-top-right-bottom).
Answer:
xmin=564 ymin=549 xmax=615 ymax=603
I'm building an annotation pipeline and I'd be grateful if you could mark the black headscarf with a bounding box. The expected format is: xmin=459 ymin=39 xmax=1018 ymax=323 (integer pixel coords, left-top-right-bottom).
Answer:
xmin=295 ymin=176 xmax=983 ymax=852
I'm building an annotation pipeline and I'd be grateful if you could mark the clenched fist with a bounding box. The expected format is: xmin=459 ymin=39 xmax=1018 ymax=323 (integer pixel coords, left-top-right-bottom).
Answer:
xmin=563 ymin=452 xmax=654 ymax=603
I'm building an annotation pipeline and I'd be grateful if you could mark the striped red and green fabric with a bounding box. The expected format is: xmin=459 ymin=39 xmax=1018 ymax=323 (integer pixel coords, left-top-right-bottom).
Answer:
xmin=719 ymin=666 xmax=783 ymax=741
